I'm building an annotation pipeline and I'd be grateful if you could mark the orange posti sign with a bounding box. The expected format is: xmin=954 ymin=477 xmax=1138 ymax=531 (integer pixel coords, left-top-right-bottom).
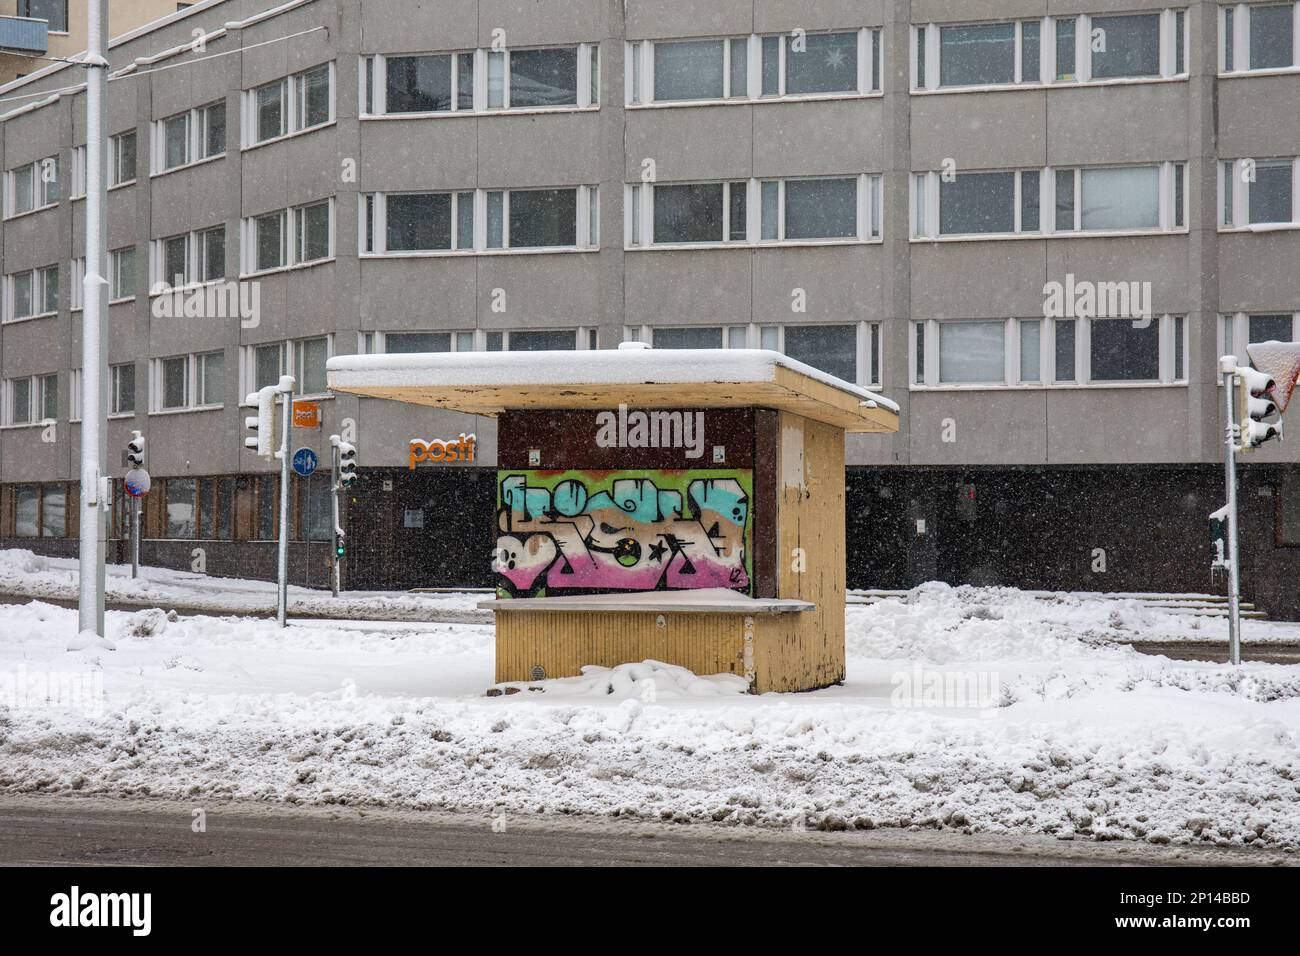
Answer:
xmin=410 ymin=433 xmax=476 ymax=469
xmin=292 ymin=400 xmax=320 ymax=428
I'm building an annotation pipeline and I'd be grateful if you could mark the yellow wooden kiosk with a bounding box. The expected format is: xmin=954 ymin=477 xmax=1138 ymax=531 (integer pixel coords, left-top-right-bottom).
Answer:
xmin=327 ymin=343 xmax=899 ymax=693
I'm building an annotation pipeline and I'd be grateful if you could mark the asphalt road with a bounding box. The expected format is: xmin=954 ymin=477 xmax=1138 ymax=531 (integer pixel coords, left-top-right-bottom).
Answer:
xmin=0 ymin=795 xmax=1290 ymax=867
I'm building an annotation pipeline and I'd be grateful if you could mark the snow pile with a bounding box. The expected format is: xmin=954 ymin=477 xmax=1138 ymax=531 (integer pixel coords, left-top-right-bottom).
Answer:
xmin=0 ymin=548 xmax=488 ymax=621
xmin=2 ymin=592 xmax=1300 ymax=849
xmin=494 ymin=661 xmax=749 ymax=699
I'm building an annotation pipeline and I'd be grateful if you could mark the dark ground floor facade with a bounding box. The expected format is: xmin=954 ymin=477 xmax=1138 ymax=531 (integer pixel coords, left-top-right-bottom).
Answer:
xmin=2 ymin=464 xmax=1298 ymax=619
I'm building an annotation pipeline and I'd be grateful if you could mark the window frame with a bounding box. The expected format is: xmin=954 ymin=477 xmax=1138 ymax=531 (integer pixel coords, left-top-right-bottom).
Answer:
xmin=5 ymin=156 xmax=59 ymax=218
xmin=628 ymin=176 xmax=882 ymax=248
xmin=914 ymin=11 xmax=1188 ymax=92
xmin=362 ymin=44 xmax=600 ymax=117
xmin=909 ymin=315 xmax=1188 ymax=389
xmin=628 ymin=321 xmax=883 ymax=387
xmin=913 ymin=162 xmax=1187 ymax=240
xmin=627 ymin=29 xmax=880 ymax=106
xmin=149 ymin=351 xmax=225 ymax=414
xmin=240 ymin=335 xmax=335 ymax=400
xmin=1219 ymin=156 xmax=1300 ymax=229
xmin=2 ymin=372 xmax=59 ymax=427
xmin=240 ymin=199 xmax=335 ymax=275
xmin=242 ymin=62 xmax=336 ymax=148
xmin=1220 ymin=2 xmax=1300 ymax=73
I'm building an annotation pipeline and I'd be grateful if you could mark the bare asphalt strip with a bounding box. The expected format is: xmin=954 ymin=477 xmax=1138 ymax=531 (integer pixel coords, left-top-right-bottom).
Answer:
xmin=0 ymin=795 xmax=1291 ymax=867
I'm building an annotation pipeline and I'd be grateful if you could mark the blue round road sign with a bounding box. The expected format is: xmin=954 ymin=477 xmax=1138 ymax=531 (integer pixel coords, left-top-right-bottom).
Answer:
xmin=292 ymin=447 xmax=318 ymax=477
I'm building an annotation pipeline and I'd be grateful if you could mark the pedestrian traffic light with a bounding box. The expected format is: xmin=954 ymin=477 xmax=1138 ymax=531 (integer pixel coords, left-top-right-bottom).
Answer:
xmin=334 ymin=534 xmax=346 ymax=558
xmin=337 ymin=440 xmax=357 ymax=487
xmin=125 ymin=430 xmax=145 ymax=469
xmin=243 ymin=386 xmax=277 ymax=458
xmin=1237 ymin=367 xmax=1282 ymax=450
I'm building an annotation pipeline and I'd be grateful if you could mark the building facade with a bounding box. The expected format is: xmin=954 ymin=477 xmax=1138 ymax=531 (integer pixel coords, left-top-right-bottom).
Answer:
xmin=0 ymin=0 xmax=1298 ymax=615
xmin=0 ymin=1 xmax=182 ymax=85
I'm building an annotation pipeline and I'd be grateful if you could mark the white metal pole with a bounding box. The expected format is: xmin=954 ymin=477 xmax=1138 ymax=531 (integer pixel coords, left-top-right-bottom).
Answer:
xmin=78 ymin=0 xmax=109 ymax=636
xmin=1222 ymin=364 xmax=1242 ymax=666
xmin=131 ymin=497 xmax=140 ymax=579
xmin=276 ymin=379 xmax=293 ymax=626
xmin=330 ymin=440 xmax=341 ymax=598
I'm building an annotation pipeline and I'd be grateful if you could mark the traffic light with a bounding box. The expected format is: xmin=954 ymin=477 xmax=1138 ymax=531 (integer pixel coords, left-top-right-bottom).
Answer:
xmin=125 ymin=431 xmax=145 ymax=469
xmin=243 ymin=386 xmax=277 ymax=458
xmin=1237 ymin=367 xmax=1282 ymax=450
xmin=337 ymin=440 xmax=357 ymax=487
xmin=334 ymin=534 xmax=346 ymax=558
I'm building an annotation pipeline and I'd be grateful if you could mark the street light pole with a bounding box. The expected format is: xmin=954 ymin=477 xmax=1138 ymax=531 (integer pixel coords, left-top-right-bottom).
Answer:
xmin=276 ymin=376 xmax=294 ymax=626
xmin=78 ymin=0 xmax=109 ymax=637
xmin=1219 ymin=357 xmax=1242 ymax=666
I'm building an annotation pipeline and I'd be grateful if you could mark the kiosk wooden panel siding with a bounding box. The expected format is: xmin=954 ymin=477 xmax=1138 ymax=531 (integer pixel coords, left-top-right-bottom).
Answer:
xmin=494 ymin=410 xmax=845 ymax=694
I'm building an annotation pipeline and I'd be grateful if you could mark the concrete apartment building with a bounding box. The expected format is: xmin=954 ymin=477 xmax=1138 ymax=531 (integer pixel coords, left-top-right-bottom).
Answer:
xmin=0 ymin=0 xmax=1297 ymax=615
xmin=0 ymin=1 xmax=182 ymax=84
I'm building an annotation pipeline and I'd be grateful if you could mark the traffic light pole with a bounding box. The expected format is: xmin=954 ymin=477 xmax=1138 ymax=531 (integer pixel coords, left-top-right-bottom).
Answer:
xmin=131 ymin=497 xmax=140 ymax=580
xmin=330 ymin=440 xmax=342 ymax=598
xmin=1220 ymin=358 xmax=1242 ymax=666
xmin=276 ymin=378 xmax=294 ymax=627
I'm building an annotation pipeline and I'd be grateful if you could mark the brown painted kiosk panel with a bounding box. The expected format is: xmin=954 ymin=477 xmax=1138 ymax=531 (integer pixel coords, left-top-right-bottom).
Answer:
xmin=327 ymin=346 xmax=900 ymax=693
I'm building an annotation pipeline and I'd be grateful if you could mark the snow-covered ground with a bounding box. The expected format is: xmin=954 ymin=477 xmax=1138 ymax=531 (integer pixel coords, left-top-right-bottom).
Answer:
xmin=0 ymin=548 xmax=486 ymax=620
xmin=3 ymin=580 xmax=1299 ymax=850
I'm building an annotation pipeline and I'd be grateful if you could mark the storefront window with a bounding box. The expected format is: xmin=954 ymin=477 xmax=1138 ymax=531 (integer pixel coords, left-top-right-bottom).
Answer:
xmin=166 ymin=479 xmax=196 ymax=538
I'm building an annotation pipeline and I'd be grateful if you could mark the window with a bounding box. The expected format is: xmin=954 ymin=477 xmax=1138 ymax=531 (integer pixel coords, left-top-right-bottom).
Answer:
xmin=244 ymin=337 xmax=333 ymax=397
xmin=1221 ymin=312 xmax=1300 ymax=368
xmin=3 ymin=374 xmax=57 ymax=425
xmin=6 ymin=265 xmax=58 ymax=320
xmin=296 ymin=202 xmax=331 ymax=263
xmin=1223 ymin=3 xmax=1298 ymax=72
xmin=110 ymin=247 xmax=135 ymax=300
xmin=385 ymin=53 xmax=465 ymax=112
xmin=916 ymin=163 xmax=1183 ymax=238
xmin=506 ymin=329 xmax=579 ymax=351
xmin=912 ymin=316 xmax=1186 ymax=387
xmin=763 ymin=177 xmax=863 ymax=240
xmin=934 ymin=21 xmax=1037 ymax=87
xmin=918 ymin=13 xmax=1185 ymax=89
xmin=6 ymin=157 xmax=59 ymax=216
xmin=19 ymin=1 xmax=67 ymax=33
xmin=245 ymin=63 xmax=334 ymax=146
xmin=41 ymin=485 xmax=65 ymax=537
xmin=782 ymin=324 xmax=858 ymax=383
xmin=364 ymin=189 xmax=593 ymax=253
xmin=297 ymin=64 xmax=332 ymax=129
xmin=630 ymin=31 xmax=877 ymax=103
xmin=385 ymin=332 xmax=452 ymax=353
xmin=155 ymin=100 xmax=224 ymax=172
xmin=940 ymin=321 xmax=1005 ymax=383
xmin=110 ymin=362 xmax=136 ymax=415
xmin=166 ymin=479 xmax=197 ymax=538
xmin=151 ymin=352 xmax=223 ymax=412
xmin=1222 ymin=158 xmax=1297 ymax=227
xmin=70 ymin=146 xmax=86 ymax=198
xmin=199 ymin=226 xmax=226 ymax=281
xmin=110 ymin=131 xmax=137 ymax=186
xmin=15 ymin=485 xmax=38 ymax=536
xmin=654 ymin=327 xmax=724 ymax=349
xmin=243 ymin=201 xmax=333 ymax=272
xmin=365 ymin=45 xmax=598 ymax=115
xmin=633 ymin=177 xmax=879 ymax=246
xmin=915 ymin=316 xmax=1190 ymax=387
xmin=635 ymin=322 xmax=879 ymax=385
xmin=1089 ymin=13 xmax=1161 ymax=79
xmin=1079 ymin=166 xmax=1160 ymax=230
xmin=1089 ymin=317 xmax=1159 ymax=381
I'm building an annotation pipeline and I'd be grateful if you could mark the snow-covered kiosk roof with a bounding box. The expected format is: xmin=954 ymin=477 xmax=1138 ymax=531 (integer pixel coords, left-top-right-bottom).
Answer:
xmin=326 ymin=344 xmax=899 ymax=433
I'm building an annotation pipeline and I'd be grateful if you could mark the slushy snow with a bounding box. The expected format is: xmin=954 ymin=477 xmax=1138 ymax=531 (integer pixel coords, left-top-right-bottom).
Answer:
xmin=1 ymin=577 xmax=1299 ymax=848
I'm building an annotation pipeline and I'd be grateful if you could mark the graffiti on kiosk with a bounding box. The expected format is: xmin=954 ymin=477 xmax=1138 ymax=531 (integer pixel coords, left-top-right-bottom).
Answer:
xmin=408 ymin=433 xmax=477 ymax=469
xmin=494 ymin=470 xmax=752 ymax=597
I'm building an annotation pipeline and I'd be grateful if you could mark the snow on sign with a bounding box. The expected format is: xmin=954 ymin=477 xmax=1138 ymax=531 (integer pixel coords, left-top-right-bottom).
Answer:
xmin=124 ymin=468 xmax=151 ymax=497
xmin=1246 ymin=340 xmax=1300 ymax=413
xmin=292 ymin=448 xmax=318 ymax=478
